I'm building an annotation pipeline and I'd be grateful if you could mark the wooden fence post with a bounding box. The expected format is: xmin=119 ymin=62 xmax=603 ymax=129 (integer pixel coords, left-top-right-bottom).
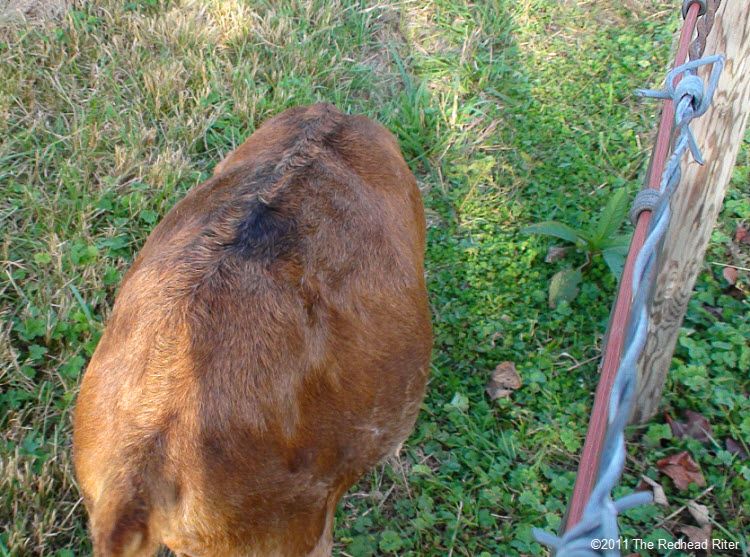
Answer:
xmin=631 ymin=2 xmax=750 ymax=424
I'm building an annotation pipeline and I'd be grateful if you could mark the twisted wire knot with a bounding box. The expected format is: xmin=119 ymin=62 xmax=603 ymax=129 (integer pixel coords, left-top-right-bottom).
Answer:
xmin=637 ymin=55 xmax=724 ymax=164
xmin=682 ymin=0 xmax=707 ymax=18
xmin=674 ymin=73 xmax=705 ymax=113
xmin=628 ymin=189 xmax=661 ymax=225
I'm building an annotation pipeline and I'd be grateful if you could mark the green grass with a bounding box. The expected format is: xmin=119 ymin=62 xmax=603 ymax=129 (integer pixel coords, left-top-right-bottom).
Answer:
xmin=1 ymin=1 xmax=748 ymax=555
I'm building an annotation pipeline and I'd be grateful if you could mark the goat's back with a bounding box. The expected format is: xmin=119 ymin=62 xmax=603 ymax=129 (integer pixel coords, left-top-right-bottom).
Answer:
xmin=73 ymin=103 xmax=432 ymax=557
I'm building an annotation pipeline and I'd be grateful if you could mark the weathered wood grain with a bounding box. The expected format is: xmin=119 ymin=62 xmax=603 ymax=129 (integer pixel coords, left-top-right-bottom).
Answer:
xmin=632 ymin=2 xmax=750 ymax=423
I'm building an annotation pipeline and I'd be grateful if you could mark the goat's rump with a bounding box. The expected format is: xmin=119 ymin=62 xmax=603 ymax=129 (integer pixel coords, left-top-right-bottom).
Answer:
xmin=73 ymin=104 xmax=432 ymax=557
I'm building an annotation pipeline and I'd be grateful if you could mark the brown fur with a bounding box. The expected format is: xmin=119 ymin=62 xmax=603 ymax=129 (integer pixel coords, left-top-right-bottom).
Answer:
xmin=73 ymin=103 xmax=432 ymax=557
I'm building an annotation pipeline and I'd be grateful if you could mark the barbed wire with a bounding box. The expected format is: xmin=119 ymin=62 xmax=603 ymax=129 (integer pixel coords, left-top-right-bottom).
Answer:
xmin=690 ymin=0 xmax=721 ymax=61
xmin=531 ymin=46 xmax=725 ymax=557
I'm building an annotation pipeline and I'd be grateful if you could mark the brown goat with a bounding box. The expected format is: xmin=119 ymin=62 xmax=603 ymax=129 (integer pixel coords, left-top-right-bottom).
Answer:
xmin=73 ymin=103 xmax=432 ymax=557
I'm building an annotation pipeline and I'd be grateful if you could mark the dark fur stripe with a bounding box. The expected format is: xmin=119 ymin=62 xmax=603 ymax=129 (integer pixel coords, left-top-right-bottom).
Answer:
xmin=231 ymin=197 xmax=297 ymax=260
xmin=229 ymin=105 xmax=343 ymax=261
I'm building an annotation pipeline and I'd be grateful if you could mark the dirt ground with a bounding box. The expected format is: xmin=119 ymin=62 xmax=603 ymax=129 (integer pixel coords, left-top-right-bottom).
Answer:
xmin=0 ymin=0 xmax=70 ymax=23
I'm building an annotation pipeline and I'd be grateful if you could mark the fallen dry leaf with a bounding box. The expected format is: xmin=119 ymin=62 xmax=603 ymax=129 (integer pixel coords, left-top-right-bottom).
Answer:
xmin=679 ymin=525 xmax=712 ymax=547
xmin=486 ymin=361 xmax=522 ymax=400
xmin=665 ymin=410 xmax=713 ymax=443
xmin=726 ymin=438 xmax=749 ymax=460
xmin=637 ymin=475 xmax=668 ymax=507
xmin=703 ymin=304 xmax=723 ymax=319
xmin=725 ymin=281 xmax=747 ymax=301
xmin=723 ymin=266 xmax=739 ymax=285
xmin=545 ymin=245 xmax=570 ymax=263
xmin=657 ymin=451 xmax=706 ymax=490
xmin=734 ymin=224 xmax=748 ymax=244
xmin=687 ymin=501 xmax=710 ymax=526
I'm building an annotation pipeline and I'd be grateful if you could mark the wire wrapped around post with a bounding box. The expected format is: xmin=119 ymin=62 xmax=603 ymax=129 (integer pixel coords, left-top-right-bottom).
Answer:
xmin=532 ymin=3 xmax=724 ymax=554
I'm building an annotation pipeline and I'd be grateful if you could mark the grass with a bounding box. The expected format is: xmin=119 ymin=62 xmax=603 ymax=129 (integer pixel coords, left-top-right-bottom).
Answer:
xmin=1 ymin=1 xmax=748 ymax=555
